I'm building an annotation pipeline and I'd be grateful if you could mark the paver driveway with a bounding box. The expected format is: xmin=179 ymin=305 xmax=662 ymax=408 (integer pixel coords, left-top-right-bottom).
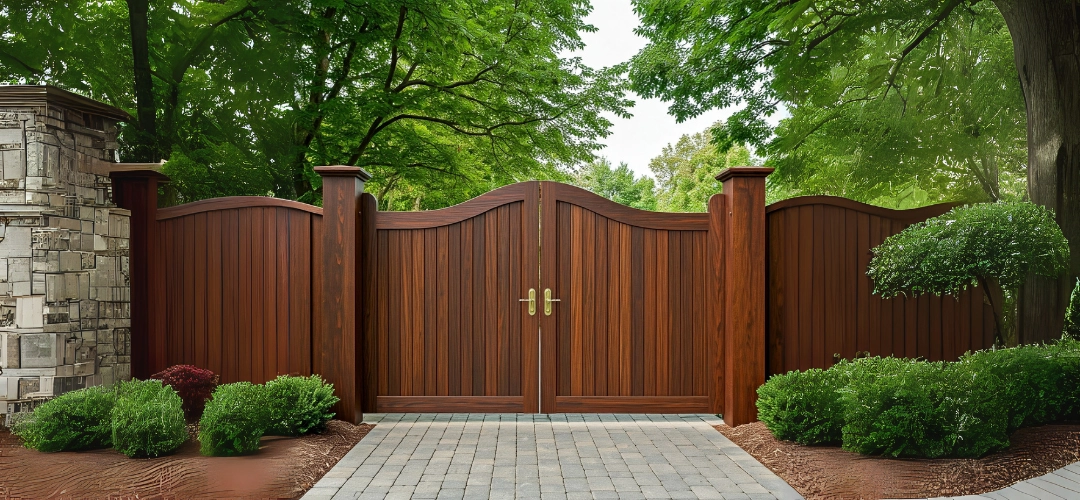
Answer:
xmin=302 ymin=413 xmax=802 ymax=500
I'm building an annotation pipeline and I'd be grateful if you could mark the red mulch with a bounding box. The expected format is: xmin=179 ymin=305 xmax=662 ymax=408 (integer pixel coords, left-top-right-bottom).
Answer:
xmin=716 ymin=421 xmax=1080 ymax=500
xmin=0 ymin=420 xmax=372 ymax=500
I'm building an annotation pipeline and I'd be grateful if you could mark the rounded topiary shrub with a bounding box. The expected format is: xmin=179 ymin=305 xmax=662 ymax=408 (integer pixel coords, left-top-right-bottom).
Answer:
xmin=199 ymin=382 xmax=269 ymax=456
xmin=151 ymin=364 xmax=219 ymax=422
xmin=11 ymin=385 xmax=115 ymax=452
xmin=264 ymin=375 xmax=339 ymax=436
xmin=111 ymin=379 xmax=188 ymax=458
xmin=756 ymin=361 xmax=852 ymax=445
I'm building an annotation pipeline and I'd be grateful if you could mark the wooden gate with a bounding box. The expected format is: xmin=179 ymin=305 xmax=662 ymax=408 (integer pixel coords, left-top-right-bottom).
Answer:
xmin=539 ymin=183 xmax=721 ymax=413
xmin=361 ymin=182 xmax=541 ymax=413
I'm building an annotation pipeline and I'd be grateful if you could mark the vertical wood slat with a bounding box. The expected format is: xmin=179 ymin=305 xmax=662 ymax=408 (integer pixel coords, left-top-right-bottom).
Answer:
xmin=765 ymin=197 xmax=998 ymax=376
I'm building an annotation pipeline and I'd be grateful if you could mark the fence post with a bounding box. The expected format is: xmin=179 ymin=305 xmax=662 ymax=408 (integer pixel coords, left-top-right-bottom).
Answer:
xmin=716 ymin=166 xmax=773 ymax=427
xmin=315 ymin=166 xmax=371 ymax=424
xmin=109 ymin=169 xmax=170 ymax=380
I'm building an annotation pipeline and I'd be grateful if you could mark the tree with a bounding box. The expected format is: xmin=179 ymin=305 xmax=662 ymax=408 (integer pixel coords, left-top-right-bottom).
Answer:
xmin=573 ymin=158 xmax=657 ymax=210
xmin=868 ymin=202 xmax=1070 ymax=346
xmin=1 ymin=0 xmax=631 ymax=209
xmin=629 ymin=0 xmax=1080 ymax=341
xmin=648 ymin=124 xmax=753 ymax=212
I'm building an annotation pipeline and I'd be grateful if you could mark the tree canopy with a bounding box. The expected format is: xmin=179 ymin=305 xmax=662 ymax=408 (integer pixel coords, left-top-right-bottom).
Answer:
xmin=1 ymin=0 xmax=631 ymax=208
xmin=573 ymin=158 xmax=657 ymax=210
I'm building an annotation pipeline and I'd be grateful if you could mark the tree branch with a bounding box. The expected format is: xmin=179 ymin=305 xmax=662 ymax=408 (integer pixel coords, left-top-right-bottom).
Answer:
xmin=384 ymin=5 xmax=408 ymax=91
xmin=882 ymin=0 xmax=964 ymax=98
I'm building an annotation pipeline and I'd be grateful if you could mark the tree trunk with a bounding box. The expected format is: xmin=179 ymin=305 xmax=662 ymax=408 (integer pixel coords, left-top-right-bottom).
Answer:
xmin=126 ymin=0 xmax=158 ymax=163
xmin=994 ymin=0 xmax=1080 ymax=343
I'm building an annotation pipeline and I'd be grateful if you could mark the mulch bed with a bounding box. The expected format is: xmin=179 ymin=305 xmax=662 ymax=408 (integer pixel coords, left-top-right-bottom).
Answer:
xmin=716 ymin=422 xmax=1080 ymax=499
xmin=0 ymin=420 xmax=373 ymax=500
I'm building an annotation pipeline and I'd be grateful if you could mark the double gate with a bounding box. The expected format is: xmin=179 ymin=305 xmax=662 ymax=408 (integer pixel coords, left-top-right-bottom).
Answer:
xmin=362 ymin=182 xmax=721 ymax=414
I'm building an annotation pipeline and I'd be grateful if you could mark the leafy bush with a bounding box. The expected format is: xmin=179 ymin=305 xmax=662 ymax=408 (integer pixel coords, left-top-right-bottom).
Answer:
xmin=960 ymin=344 xmax=1074 ymax=431
xmin=264 ymin=375 xmax=339 ymax=436
xmin=756 ymin=363 xmax=851 ymax=445
xmin=11 ymin=386 xmax=115 ymax=452
xmin=868 ymin=201 xmax=1070 ymax=345
xmin=152 ymin=364 xmax=219 ymax=422
xmin=111 ymin=379 xmax=188 ymax=458
xmin=199 ymin=382 xmax=269 ymax=456
xmin=840 ymin=359 xmax=1009 ymax=458
xmin=1066 ymin=279 xmax=1080 ymax=340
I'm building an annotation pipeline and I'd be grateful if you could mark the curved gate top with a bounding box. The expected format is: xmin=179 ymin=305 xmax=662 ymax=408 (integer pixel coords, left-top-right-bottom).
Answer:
xmin=360 ymin=180 xmax=731 ymax=415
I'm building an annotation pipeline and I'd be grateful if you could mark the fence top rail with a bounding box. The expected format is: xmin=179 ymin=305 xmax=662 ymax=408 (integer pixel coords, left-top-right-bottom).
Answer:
xmin=765 ymin=195 xmax=959 ymax=223
xmin=376 ymin=181 xmax=539 ymax=229
xmin=157 ymin=196 xmax=324 ymax=220
xmin=541 ymin=181 xmax=711 ymax=231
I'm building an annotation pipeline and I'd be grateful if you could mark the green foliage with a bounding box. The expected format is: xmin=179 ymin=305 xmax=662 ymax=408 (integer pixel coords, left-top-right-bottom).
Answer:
xmin=840 ymin=358 xmax=1010 ymax=458
xmin=756 ymin=363 xmax=851 ymax=445
xmin=629 ymin=0 xmax=1026 ymax=206
xmin=868 ymin=202 xmax=1070 ymax=297
xmin=759 ymin=342 xmax=1080 ymax=458
xmin=264 ymin=375 xmax=339 ymax=436
xmin=1066 ymin=279 xmax=1080 ymax=340
xmin=199 ymin=382 xmax=269 ymax=456
xmin=647 ymin=124 xmax=755 ymax=212
xmin=0 ymin=0 xmax=631 ymax=206
xmin=11 ymin=386 xmax=115 ymax=452
xmin=110 ymin=380 xmax=188 ymax=458
xmin=573 ymin=158 xmax=657 ymax=210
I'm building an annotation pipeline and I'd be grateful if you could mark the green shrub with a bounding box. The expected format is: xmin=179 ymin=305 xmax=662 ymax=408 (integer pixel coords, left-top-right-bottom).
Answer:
xmin=199 ymin=382 xmax=269 ymax=456
xmin=1066 ymin=279 xmax=1080 ymax=340
xmin=840 ymin=359 xmax=1009 ymax=458
xmin=11 ymin=386 xmax=115 ymax=452
xmin=111 ymin=379 xmax=188 ymax=458
xmin=960 ymin=344 xmax=1073 ymax=431
xmin=756 ymin=362 xmax=852 ymax=445
xmin=264 ymin=375 xmax=339 ymax=436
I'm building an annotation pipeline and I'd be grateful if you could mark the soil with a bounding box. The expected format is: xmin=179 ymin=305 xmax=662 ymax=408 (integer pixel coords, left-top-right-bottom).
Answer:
xmin=716 ymin=422 xmax=1080 ymax=500
xmin=0 ymin=420 xmax=373 ymax=500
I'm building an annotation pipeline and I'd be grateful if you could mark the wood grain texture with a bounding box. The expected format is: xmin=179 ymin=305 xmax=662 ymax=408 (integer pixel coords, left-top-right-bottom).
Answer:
xmin=540 ymin=181 xmax=714 ymax=413
xmin=765 ymin=198 xmax=999 ymax=376
xmin=363 ymin=182 xmax=540 ymax=412
xmin=156 ymin=196 xmax=323 ymax=219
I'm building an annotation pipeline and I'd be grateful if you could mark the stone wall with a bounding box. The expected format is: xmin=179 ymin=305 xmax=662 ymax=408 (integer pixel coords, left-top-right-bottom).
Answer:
xmin=0 ymin=88 xmax=132 ymax=420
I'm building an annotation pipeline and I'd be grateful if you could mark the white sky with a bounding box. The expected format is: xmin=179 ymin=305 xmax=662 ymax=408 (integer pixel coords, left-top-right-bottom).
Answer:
xmin=572 ymin=0 xmax=787 ymax=178
xmin=571 ymin=0 xmax=737 ymax=178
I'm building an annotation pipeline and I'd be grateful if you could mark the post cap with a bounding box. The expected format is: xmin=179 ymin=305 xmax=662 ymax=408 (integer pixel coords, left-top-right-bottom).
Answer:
xmin=314 ymin=165 xmax=372 ymax=182
xmin=715 ymin=166 xmax=774 ymax=183
xmin=109 ymin=169 xmax=171 ymax=183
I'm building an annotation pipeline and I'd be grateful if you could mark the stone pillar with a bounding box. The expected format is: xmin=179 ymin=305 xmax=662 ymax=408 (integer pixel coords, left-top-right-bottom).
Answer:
xmin=0 ymin=86 xmax=133 ymax=419
xmin=315 ymin=166 xmax=371 ymax=424
xmin=716 ymin=167 xmax=773 ymax=427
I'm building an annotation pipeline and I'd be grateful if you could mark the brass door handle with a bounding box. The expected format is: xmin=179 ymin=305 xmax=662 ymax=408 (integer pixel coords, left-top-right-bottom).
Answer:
xmin=519 ymin=288 xmax=536 ymax=316
xmin=544 ymin=288 xmax=560 ymax=316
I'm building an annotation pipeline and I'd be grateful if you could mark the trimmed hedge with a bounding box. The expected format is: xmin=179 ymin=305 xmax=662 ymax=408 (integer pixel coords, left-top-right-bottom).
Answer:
xmin=757 ymin=340 xmax=1080 ymax=458
xmin=111 ymin=379 xmax=188 ymax=458
xmin=199 ymin=382 xmax=269 ymax=456
xmin=264 ymin=374 xmax=339 ymax=436
xmin=11 ymin=385 xmax=116 ymax=452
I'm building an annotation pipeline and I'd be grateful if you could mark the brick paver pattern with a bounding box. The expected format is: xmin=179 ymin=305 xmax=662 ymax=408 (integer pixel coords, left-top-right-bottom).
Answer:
xmin=302 ymin=413 xmax=804 ymax=500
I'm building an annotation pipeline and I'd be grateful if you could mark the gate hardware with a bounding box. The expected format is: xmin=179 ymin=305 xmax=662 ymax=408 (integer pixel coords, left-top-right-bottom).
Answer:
xmin=519 ymin=288 xmax=536 ymax=316
xmin=544 ymin=288 xmax=560 ymax=316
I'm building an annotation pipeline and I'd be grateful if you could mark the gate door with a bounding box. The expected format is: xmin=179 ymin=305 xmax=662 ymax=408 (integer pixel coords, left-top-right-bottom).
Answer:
xmin=364 ymin=182 xmax=540 ymax=412
xmin=539 ymin=182 xmax=721 ymax=413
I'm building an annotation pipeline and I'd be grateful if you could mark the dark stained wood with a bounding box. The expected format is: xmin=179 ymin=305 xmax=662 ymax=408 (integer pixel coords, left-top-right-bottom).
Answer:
xmin=157 ymin=196 xmax=323 ymax=219
xmin=765 ymin=197 xmax=999 ymax=377
xmin=554 ymin=396 xmax=710 ymax=413
xmin=364 ymin=182 xmax=541 ymax=412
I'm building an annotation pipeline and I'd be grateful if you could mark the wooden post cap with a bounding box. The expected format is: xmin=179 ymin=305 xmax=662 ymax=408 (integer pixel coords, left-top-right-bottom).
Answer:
xmin=314 ymin=165 xmax=372 ymax=181
xmin=715 ymin=166 xmax=774 ymax=182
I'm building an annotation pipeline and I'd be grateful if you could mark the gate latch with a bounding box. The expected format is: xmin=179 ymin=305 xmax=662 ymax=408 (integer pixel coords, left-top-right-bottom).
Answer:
xmin=519 ymin=288 xmax=536 ymax=316
xmin=544 ymin=288 xmax=560 ymax=316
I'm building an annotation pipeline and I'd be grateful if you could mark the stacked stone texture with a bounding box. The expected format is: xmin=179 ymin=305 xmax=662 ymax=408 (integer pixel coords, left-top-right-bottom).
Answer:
xmin=0 ymin=89 xmax=132 ymax=418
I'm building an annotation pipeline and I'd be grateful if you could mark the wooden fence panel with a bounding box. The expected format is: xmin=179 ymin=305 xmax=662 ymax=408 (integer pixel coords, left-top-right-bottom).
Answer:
xmin=149 ymin=198 xmax=324 ymax=384
xmin=765 ymin=196 xmax=997 ymax=376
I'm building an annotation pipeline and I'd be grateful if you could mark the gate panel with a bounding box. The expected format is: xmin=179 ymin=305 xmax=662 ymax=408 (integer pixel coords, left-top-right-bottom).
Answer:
xmin=363 ymin=182 xmax=540 ymax=412
xmin=539 ymin=182 xmax=719 ymax=413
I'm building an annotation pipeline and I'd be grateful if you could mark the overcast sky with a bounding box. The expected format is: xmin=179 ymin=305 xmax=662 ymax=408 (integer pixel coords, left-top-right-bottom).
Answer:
xmin=570 ymin=0 xmax=738 ymax=178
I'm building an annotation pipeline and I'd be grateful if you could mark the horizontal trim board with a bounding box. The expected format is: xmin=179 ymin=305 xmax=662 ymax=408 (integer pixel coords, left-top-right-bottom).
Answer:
xmin=543 ymin=182 xmax=710 ymax=230
xmin=158 ymin=196 xmax=324 ymax=219
xmin=553 ymin=396 xmax=711 ymax=413
xmin=376 ymin=396 xmax=525 ymax=412
xmin=377 ymin=182 xmax=538 ymax=229
xmin=765 ymin=195 xmax=956 ymax=222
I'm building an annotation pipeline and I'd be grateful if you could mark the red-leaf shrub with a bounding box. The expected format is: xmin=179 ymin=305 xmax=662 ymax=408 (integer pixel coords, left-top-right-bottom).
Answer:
xmin=151 ymin=365 xmax=219 ymax=422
